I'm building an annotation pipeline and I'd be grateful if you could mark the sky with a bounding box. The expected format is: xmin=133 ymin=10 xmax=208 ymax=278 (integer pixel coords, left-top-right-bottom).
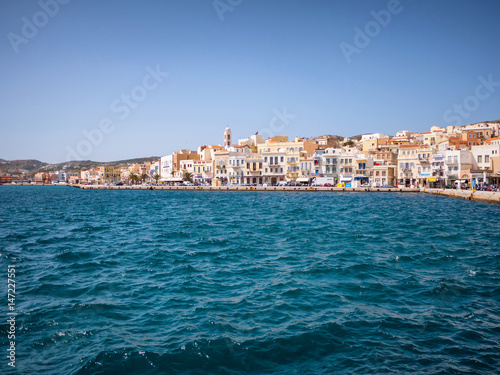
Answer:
xmin=1 ymin=0 xmax=500 ymax=163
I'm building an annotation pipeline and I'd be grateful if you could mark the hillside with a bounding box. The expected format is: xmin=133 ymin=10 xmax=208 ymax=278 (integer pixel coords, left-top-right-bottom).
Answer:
xmin=0 ymin=156 xmax=160 ymax=176
xmin=0 ymin=159 xmax=48 ymax=173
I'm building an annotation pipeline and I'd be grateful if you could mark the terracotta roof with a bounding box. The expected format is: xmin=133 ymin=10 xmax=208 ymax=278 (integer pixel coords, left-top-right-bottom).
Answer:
xmin=398 ymin=144 xmax=427 ymax=148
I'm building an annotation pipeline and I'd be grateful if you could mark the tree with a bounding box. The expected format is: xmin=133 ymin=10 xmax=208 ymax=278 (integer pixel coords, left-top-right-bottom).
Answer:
xmin=152 ymin=173 xmax=160 ymax=184
xmin=140 ymin=173 xmax=149 ymax=183
xmin=129 ymin=173 xmax=139 ymax=184
xmin=342 ymin=140 xmax=355 ymax=147
xmin=183 ymin=172 xmax=193 ymax=183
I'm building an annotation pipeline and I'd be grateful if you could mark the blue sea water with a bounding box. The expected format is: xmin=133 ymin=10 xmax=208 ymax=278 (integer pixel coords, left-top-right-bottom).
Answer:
xmin=1 ymin=185 xmax=500 ymax=374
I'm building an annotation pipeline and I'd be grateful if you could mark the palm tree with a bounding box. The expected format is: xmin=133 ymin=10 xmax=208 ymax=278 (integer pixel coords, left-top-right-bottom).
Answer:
xmin=183 ymin=172 xmax=193 ymax=183
xmin=140 ymin=173 xmax=149 ymax=184
xmin=129 ymin=173 xmax=139 ymax=185
xmin=152 ymin=173 xmax=160 ymax=184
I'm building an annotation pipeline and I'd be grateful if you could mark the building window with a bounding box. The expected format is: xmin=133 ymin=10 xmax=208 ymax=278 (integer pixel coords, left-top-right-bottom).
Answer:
xmin=478 ymin=155 xmax=482 ymax=163
xmin=485 ymin=155 xmax=489 ymax=163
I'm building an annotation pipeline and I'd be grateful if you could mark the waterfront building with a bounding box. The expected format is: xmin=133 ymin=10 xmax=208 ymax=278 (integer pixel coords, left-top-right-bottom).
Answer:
xmin=298 ymin=154 xmax=313 ymax=184
xmin=397 ymin=144 xmax=431 ymax=187
xmin=149 ymin=160 xmax=160 ymax=178
xmin=368 ymin=148 xmax=397 ymax=187
xmin=160 ymin=155 xmax=173 ymax=180
xmin=354 ymin=153 xmax=371 ymax=186
xmin=192 ymin=160 xmax=212 ymax=184
xmin=179 ymin=159 xmax=195 ymax=180
xmin=444 ymin=149 xmax=473 ymax=187
xmin=173 ymin=149 xmax=199 ymax=173
xmin=257 ymin=136 xmax=318 ymax=182
xmin=491 ymin=153 xmax=500 ymax=185
xmin=213 ymin=150 xmax=229 ymax=184
xmin=320 ymin=148 xmax=339 ymax=181
xmin=244 ymin=154 xmax=264 ymax=185
xmin=430 ymin=153 xmax=446 ymax=188
xmin=227 ymin=145 xmax=252 ymax=184
xmin=470 ymin=143 xmax=500 ymax=186
xmin=261 ymin=147 xmax=286 ymax=185
xmin=97 ymin=166 xmax=121 ymax=183
xmin=81 ymin=169 xmax=99 ymax=184
xmin=337 ymin=148 xmax=358 ymax=186
xmin=311 ymin=149 xmax=324 ymax=179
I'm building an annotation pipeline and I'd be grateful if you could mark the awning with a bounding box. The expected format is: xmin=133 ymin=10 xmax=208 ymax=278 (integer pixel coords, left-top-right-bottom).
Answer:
xmin=296 ymin=178 xmax=310 ymax=182
xmin=426 ymin=178 xmax=436 ymax=182
xmin=340 ymin=177 xmax=352 ymax=182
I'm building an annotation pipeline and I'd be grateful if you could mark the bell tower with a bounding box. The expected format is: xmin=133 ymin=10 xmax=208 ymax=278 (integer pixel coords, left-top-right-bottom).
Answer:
xmin=224 ymin=127 xmax=232 ymax=148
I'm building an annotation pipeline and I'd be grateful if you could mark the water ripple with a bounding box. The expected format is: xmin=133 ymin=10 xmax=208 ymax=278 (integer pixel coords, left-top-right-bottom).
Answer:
xmin=0 ymin=187 xmax=499 ymax=374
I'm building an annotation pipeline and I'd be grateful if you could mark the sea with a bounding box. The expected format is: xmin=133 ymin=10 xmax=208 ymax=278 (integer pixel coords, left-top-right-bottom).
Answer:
xmin=1 ymin=185 xmax=499 ymax=374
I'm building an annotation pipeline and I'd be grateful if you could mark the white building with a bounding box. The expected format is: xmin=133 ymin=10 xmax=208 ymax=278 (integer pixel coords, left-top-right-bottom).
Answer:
xmin=227 ymin=145 xmax=252 ymax=184
xmin=262 ymin=148 xmax=287 ymax=185
xmin=444 ymin=149 xmax=473 ymax=188
xmin=360 ymin=133 xmax=389 ymax=142
xmin=160 ymin=155 xmax=173 ymax=179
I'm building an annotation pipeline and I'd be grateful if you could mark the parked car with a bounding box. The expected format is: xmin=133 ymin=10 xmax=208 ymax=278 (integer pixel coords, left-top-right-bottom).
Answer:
xmin=380 ymin=185 xmax=394 ymax=188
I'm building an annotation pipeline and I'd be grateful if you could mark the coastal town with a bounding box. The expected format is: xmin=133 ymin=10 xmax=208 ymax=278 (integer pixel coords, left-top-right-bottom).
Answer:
xmin=3 ymin=121 xmax=500 ymax=190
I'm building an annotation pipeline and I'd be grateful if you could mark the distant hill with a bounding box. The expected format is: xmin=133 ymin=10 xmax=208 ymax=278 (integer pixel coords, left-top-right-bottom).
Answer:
xmin=0 ymin=159 xmax=48 ymax=172
xmin=0 ymin=156 xmax=160 ymax=176
xmin=348 ymin=134 xmax=363 ymax=141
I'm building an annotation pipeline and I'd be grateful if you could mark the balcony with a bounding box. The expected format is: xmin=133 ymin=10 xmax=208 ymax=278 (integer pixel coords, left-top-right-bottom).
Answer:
xmin=246 ymin=169 xmax=262 ymax=175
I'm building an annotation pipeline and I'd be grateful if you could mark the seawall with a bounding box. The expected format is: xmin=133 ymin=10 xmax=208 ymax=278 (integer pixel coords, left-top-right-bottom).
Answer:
xmin=421 ymin=188 xmax=500 ymax=204
xmin=73 ymin=184 xmax=419 ymax=193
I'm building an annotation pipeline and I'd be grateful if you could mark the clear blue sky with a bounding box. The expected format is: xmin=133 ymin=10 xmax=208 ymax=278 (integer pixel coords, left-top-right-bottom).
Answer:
xmin=1 ymin=0 xmax=499 ymax=163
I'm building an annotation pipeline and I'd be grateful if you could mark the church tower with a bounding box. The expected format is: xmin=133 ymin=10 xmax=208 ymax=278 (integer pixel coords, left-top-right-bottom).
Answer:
xmin=224 ymin=127 xmax=232 ymax=148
